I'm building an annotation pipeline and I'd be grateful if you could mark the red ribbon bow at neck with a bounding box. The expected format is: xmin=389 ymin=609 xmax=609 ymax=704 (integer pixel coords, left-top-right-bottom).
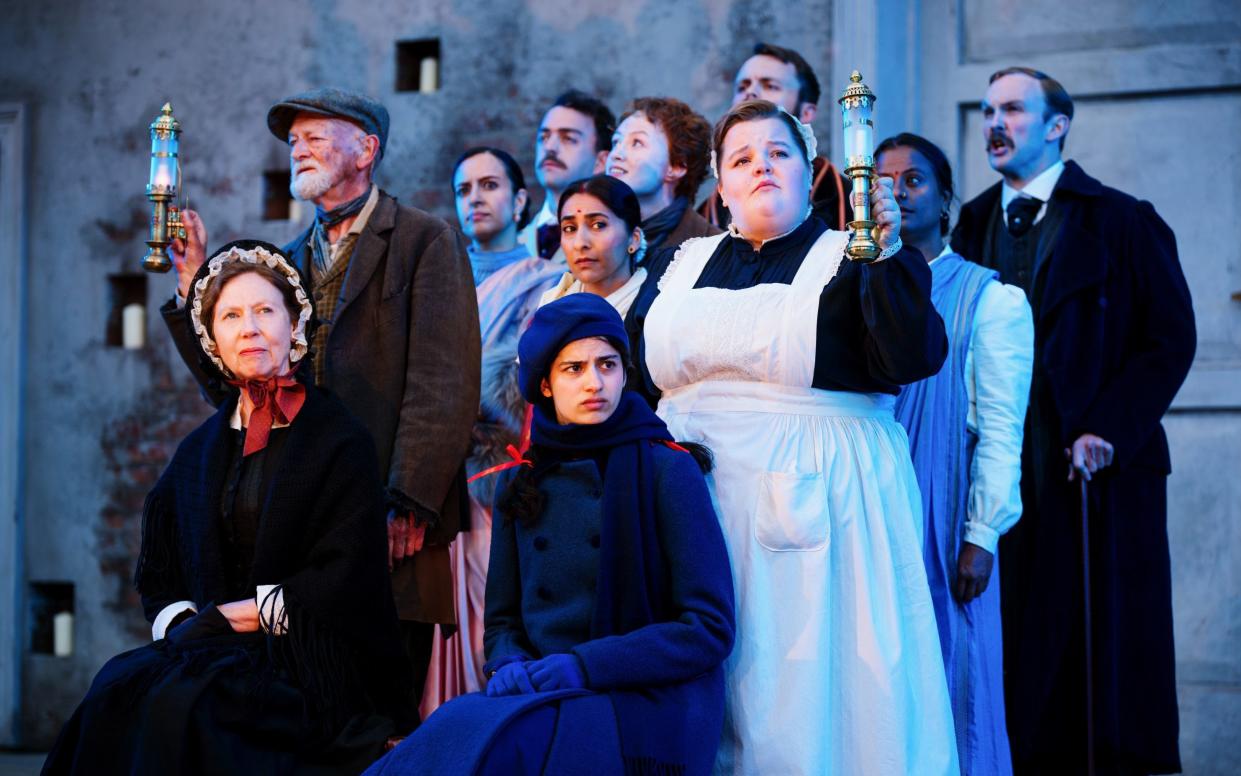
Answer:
xmin=228 ymin=371 xmax=307 ymax=456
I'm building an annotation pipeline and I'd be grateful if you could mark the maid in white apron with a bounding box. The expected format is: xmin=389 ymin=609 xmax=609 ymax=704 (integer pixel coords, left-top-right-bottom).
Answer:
xmin=628 ymin=100 xmax=959 ymax=775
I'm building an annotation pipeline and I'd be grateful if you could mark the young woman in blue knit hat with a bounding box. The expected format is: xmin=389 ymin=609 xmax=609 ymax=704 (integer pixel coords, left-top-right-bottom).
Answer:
xmin=369 ymin=293 xmax=736 ymax=776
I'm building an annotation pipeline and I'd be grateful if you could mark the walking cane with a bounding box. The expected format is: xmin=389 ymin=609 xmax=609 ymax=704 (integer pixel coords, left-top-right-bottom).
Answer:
xmin=1080 ymin=476 xmax=1096 ymax=776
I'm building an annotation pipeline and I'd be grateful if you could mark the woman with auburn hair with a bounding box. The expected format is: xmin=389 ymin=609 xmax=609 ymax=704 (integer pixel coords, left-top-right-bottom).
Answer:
xmin=606 ymin=96 xmax=721 ymax=254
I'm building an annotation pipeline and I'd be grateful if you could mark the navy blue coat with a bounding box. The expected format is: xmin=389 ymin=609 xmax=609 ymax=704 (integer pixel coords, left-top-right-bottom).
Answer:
xmin=485 ymin=448 xmax=735 ymax=686
xmin=952 ymin=160 xmax=1195 ymax=774
xmin=369 ymin=442 xmax=736 ymax=776
xmin=486 ymin=443 xmax=734 ymax=774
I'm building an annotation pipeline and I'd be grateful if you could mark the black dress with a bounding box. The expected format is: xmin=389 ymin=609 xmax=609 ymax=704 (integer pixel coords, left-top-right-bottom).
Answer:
xmin=44 ymin=389 xmax=413 ymax=776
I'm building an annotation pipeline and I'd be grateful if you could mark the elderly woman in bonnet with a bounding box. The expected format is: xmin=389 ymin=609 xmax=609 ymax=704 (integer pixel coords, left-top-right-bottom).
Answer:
xmin=628 ymin=99 xmax=959 ymax=774
xmin=538 ymin=174 xmax=648 ymax=317
xmin=44 ymin=241 xmax=413 ymax=775
xmin=367 ymin=293 xmax=735 ymax=776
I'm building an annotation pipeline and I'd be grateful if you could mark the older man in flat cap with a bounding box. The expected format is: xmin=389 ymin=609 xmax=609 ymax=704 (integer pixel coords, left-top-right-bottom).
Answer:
xmin=161 ymin=87 xmax=480 ymax=713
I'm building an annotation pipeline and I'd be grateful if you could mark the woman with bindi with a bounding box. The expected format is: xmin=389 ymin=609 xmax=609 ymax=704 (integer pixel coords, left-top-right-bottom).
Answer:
xmin=370 ymin=294 xmax=735 ymax=775
xmin=878 ymin=133 xmax=1034 ymax=776
xmin=421 ymin=149 xmax=564 ymax=716
xmin=538 ymin=174 xmax=648 ymax=318
xmin=628 ymin=100 xmax=959 ymax=774
xmin=44 ymin=243 xmax=412 ymax=774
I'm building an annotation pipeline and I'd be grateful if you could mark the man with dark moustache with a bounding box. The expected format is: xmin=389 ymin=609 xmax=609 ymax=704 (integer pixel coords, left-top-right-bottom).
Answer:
xmin=161 ymin=88 xmax=480 ymax=715
xmin=952 ymin=67 xmax=1195 ymax=776
xmin=518 ymin=89 xmax=615 ymax=260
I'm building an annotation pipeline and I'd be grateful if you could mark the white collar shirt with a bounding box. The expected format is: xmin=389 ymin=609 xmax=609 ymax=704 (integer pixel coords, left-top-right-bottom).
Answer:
xmin=1000 ymin=160 xmax=1065 ymax=227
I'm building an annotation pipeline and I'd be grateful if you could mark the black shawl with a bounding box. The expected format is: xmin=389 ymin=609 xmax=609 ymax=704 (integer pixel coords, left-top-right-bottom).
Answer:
xmin=134 ymin=386 xmax=413 ymax=730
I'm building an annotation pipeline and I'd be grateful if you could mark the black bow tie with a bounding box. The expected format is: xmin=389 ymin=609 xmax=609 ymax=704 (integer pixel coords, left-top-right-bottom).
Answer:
xmin=1006 ymin=195 xmax=1043 ymax=238
xmin=536 ymin=223 xmax=562 ymax=259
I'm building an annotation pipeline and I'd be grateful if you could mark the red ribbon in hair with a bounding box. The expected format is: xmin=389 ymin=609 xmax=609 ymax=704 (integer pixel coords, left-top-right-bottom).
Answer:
xmin=228 ymin=368 xmax=307 ymax=456
xmin=467 ymin=404 xmax=535 ymax=483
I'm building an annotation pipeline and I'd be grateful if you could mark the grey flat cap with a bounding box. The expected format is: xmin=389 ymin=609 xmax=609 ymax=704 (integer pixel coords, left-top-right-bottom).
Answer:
xmin=267 ymin=87 xmax=390 ymax=154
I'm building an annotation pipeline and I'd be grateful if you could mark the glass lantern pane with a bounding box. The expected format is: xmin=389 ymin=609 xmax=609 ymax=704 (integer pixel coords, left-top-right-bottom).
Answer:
xmin=151 ymin=133 xmax=174 ymax=156
xmin=149 ymin=156 xmax=176 ymax=192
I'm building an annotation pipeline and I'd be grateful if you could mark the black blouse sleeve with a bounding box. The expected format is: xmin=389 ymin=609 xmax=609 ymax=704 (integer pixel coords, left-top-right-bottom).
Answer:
xmin=812 ymin=245 xmax=947 ymax=392
xmin=625 ymin=246 xmax=676 ymax=408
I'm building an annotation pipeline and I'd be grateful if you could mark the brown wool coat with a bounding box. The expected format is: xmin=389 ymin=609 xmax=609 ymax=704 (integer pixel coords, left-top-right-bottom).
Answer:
xmin=663 ymin=205 xmax=722 ymax=249
xmin=162 ymin=190 xmax=481 ymax=624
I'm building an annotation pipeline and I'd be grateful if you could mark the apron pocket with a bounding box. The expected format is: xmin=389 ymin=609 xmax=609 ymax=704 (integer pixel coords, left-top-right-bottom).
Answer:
xmin=755 ymin=471 xmax=829 ymax=551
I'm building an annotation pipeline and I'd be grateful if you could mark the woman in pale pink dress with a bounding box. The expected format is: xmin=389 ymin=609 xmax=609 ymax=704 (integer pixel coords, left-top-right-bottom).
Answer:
xmin=420 ymin=148 xmax=562 ymax=716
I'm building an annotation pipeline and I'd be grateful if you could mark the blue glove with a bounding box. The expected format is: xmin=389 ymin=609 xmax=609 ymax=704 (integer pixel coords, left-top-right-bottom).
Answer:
xmin=527 ymin=653 xmax=587 ymax=691
xmin=486 ymin=660 xmax=536 ymax=697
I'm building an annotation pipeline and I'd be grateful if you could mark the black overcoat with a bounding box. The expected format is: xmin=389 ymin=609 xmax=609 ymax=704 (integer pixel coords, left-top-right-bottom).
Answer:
xmin=952 ymin=160 xmax=1195 ymax=774
xmin=45 ymin=388 xmax=413 ymax=774
xmin=163 ymin=191 xmax=481 ymax=623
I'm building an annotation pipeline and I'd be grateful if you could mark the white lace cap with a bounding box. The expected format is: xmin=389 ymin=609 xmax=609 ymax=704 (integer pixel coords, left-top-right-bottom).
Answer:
xmin=188 ymin=245 xmax=313 ymax=377
xmin=709 ymin=107 xmax=819 ymax=182
xmin=780 ymin=107 xmax=819 ymax=165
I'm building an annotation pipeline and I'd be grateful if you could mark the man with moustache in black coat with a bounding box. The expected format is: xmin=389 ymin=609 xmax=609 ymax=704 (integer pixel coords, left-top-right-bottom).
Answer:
xmin=952 ymin=67 xmax=1195 ymax=776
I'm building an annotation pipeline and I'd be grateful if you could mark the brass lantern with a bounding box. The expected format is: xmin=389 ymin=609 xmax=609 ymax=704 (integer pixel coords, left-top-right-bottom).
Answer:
xmin=838 ymin=71 xmax=879 ymax=262
xmin=141 ymin=103 xmax=186 ymax=273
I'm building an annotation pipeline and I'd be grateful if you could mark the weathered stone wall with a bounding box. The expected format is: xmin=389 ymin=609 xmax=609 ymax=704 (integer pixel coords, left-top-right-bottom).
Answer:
xmin=0 ymin=0 xmax=834 ymax=745
xmin=3 ymin=1 xmax=1237 ymax=770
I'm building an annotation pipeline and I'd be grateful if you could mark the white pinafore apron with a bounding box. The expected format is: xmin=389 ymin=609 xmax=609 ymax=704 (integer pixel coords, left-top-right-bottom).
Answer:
xmin=645 ymin=231 xmax=958 ymax=775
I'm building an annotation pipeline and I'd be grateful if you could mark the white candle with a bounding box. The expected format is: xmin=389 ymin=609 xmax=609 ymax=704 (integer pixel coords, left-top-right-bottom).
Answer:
xmin=419 ymin=56 xmax=439 ymax=93
xmin=53 ymin=611 xmax=73 ymax=657
xmin=122 ymin=303 xmax=145 ymax=350
xmin=850 ymin=124 xmax=870 ymax=160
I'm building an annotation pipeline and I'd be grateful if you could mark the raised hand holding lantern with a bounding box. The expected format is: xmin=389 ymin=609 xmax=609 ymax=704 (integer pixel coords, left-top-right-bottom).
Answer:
xmin=838 ymin=71 xmax=879 ymax=262
xmin=142 ymin=103 xmax=187 ymax=273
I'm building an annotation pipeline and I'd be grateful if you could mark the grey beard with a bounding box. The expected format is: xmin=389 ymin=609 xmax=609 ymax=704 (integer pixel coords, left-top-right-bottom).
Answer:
xmin=291 ymin=170 xmax=333 ymax=201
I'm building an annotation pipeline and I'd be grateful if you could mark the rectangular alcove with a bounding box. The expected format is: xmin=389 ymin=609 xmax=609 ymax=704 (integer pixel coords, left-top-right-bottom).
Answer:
xmin=29 ymin=581 xmax=74 ymax=655
xmin=263 ymin=169 xmax=293 ymax=221
xmin=396 ymin=38 xmax=441 ymax=93
xmin=106 ymin=274 xmax=147 ymax=349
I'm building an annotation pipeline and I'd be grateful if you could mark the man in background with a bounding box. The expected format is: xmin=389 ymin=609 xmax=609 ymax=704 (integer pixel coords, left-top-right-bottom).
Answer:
xmin=519 ymin=89 xmax=616 ymax=259
xmin=698 ymin=42 xmax=851 ymax=231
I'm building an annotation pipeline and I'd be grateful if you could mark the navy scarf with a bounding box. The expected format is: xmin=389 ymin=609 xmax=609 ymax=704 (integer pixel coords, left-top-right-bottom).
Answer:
xmin=314 ymin=188 xmax=371 ymax=227
xmin=529 ymin=392 xmax=714 ymax=773
xmin=640 ymin=196 xmax=689 ymax=254
xmin=310 ymin=188 xmax=372 ymax=276
xmin=531 ymin=391 xmax=673 ymax=638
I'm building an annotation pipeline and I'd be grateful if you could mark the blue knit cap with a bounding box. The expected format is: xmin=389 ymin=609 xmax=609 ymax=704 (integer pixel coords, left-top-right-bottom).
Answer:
xmin=518 ymin=294 xmax=630 ymax=403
